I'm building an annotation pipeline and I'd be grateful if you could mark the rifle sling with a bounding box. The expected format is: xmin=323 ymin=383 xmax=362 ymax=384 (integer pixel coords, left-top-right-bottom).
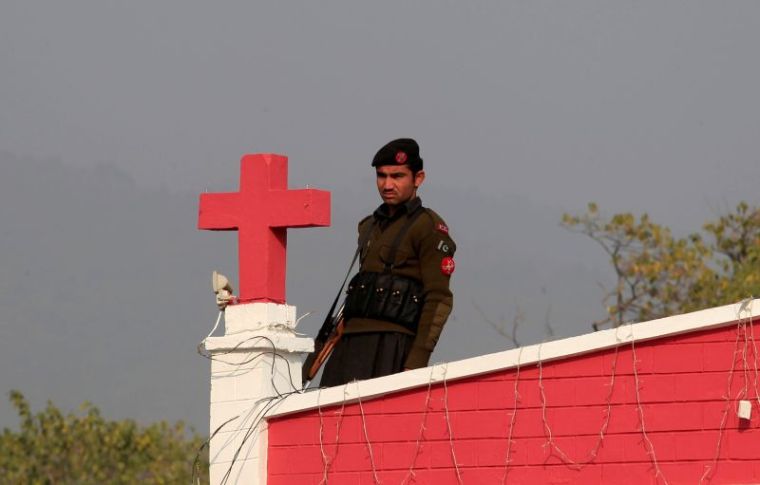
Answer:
xmin=316 ymin=218 xmax=376 ymax=342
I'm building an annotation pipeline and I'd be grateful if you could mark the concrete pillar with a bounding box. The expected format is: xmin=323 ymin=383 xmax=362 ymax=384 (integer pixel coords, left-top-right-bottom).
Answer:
xmin=203 ymin=302 xmax=313 ymax=484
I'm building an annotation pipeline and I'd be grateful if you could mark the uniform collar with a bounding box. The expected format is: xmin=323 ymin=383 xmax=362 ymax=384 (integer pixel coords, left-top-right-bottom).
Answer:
xmin=373 ymin=197 xmax=422 ymax=221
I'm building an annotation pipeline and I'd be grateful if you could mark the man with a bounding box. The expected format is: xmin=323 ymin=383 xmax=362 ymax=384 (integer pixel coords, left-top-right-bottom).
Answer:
xmin=320 ymin=138 xmax=456 ymax=387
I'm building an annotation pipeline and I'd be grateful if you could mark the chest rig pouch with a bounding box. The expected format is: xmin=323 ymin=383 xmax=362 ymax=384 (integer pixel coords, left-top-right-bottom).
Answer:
xmin=343 ymin=208 xmax=425 ymax=333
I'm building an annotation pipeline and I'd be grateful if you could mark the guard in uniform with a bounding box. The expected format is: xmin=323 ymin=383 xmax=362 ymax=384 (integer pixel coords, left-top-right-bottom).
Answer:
xmin=320 ymin=138 xmax=456 ymax=387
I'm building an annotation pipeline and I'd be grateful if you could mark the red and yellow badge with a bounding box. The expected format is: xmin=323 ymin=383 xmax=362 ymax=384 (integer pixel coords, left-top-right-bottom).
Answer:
xmin=436 ymin=222 xmax=449 ymax=235
xmin=441 ymin=256 xmax=456 ymax=276
xmin=395 ymin=151 xmax=408 ymax=164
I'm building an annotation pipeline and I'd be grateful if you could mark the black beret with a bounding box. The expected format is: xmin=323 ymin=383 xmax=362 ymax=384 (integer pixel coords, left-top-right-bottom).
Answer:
xmin=371 ymin=138 xmax=423 ymax=172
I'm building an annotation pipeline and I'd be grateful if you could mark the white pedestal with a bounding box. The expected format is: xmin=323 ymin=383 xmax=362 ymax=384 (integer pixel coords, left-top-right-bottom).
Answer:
xmin=203 ymin=302 xmax=313 ymax=485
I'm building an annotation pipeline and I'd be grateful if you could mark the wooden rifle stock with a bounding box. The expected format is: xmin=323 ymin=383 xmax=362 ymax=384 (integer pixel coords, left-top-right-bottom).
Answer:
xmin=303 ymin=220 xmax=375 ymax=386
xmin=306 ymin=318 xmax=344 ymax=381
xmin=302 ymin=304 xmax=345 ymax=384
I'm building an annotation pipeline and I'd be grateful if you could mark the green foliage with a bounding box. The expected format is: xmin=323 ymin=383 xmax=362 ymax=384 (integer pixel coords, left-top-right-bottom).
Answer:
xmin=562 ymin=202 xmax=760 ymax=329
xmin=0 ymin=391 xmax=209 ymax=484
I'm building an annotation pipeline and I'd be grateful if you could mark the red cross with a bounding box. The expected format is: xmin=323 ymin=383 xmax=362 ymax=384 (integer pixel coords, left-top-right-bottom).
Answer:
xmin=198 ymin=153 xmax=330 ymax=303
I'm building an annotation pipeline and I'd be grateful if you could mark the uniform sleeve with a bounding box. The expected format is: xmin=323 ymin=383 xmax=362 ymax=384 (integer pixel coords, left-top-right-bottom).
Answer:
xmin=404 ymin=217 xmax=456 ymax=369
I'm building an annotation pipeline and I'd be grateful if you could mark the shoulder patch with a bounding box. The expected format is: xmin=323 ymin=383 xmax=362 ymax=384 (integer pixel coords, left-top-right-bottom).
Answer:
xmin=436 ymin=222 xmax=449 ymax=235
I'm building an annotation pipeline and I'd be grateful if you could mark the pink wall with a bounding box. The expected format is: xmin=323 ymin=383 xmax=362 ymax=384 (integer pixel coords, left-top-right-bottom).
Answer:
xmin=268 ymin=321 xmax=760 ymax=484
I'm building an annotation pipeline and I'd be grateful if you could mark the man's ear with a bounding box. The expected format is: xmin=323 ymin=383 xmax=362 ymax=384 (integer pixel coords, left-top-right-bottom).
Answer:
xmin=414 ymin=170 xmax=426 ymax=188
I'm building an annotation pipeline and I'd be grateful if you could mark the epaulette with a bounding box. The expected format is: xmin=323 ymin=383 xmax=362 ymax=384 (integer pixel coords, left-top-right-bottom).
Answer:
xmin=421 ymin=208 xmax=451 ymax=237
xmin=357 ymin=214 xmax=376 ymax=234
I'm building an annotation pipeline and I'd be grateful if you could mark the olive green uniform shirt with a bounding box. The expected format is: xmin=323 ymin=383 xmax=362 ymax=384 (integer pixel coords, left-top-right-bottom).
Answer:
xmin=344 ymin=197 xmax=456 ymax=369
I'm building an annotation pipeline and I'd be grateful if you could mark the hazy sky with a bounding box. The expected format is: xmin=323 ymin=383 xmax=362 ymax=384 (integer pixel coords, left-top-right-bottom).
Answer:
xmin=1 ymin=2 xmax=759 ymax=432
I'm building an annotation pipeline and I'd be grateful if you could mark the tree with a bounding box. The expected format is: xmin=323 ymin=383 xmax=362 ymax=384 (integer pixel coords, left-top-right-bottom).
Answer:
xmin=0 ymin=390 xmax=209 ymax=484
xmin=562 ymin=202 xmax=760 ymax=329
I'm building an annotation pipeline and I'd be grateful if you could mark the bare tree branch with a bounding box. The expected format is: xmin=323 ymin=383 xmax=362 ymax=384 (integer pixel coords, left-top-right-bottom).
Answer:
xmin=472 ymin=299 xmax=523 ymax=348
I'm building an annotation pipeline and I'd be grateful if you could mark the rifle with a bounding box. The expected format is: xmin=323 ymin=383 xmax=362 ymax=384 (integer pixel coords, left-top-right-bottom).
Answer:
xmin=301 ymin=218 xmax=376 ymax=387
xmin=301 ymin=303 xmax=345 ymax=386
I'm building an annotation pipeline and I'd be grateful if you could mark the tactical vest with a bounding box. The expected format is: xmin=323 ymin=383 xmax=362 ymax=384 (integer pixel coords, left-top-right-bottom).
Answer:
xmin=343 ymin=208 xmax=425 ymax=333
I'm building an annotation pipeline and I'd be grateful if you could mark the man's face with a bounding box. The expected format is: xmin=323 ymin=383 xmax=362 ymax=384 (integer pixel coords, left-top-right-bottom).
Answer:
xmin=375 ymin=165 xmax=425 ymax=206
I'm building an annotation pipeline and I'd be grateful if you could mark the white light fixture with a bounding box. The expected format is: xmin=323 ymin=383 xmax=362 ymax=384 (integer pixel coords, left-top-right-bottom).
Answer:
xmin=738 ymin=400 xmax=752 ymax=421
xmin=212 ymin=271 xmax=235 ymax=310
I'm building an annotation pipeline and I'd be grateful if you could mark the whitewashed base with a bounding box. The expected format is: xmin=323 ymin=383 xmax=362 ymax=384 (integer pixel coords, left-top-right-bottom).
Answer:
xmin=204 ymin=302 xmax=313 ymax=485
